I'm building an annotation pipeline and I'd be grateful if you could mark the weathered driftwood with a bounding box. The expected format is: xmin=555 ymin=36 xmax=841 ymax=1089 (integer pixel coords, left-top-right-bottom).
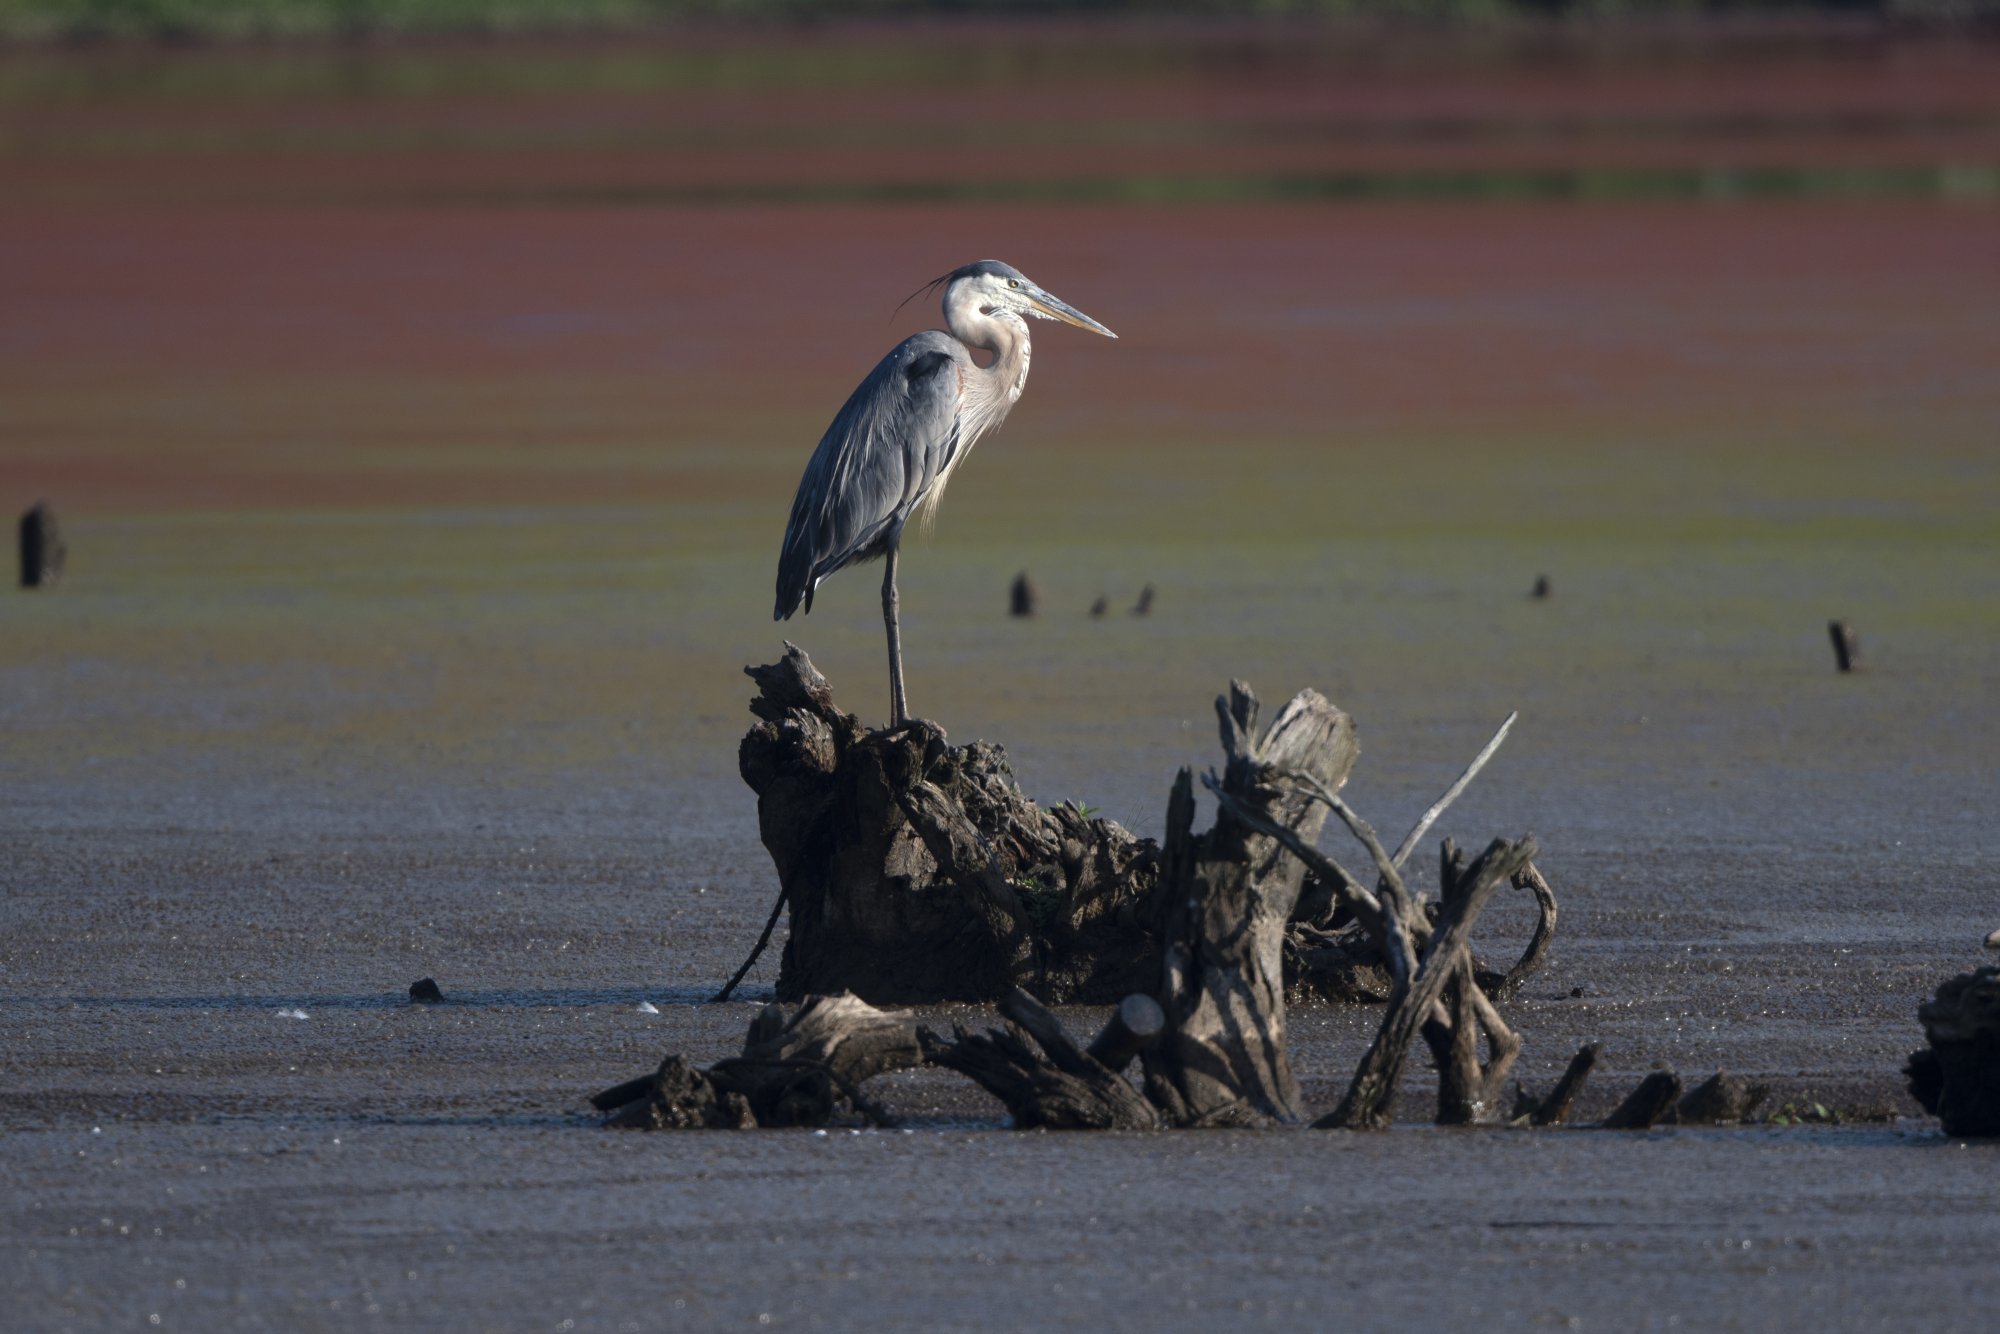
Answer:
xmin=1906 ymin=965 xmax=2000 ymax=1138
xmin=1142 ymin=683 xmax=1359 ymax=1126
xmin=738 ymin=645 xmax=1161 ymax=1004
xmin=1317 ymin=835 xmax=1539 ymax=1129
xmin=735 ymin=647 xmax=1560 ymax=1023
xmin=702 ymin=651 xmax=1581 ymax=1133
xmin=920 ymin=988 xmax=1160 ymax=1130
xmin=596 ymin=992 xmax=921 ymax=1130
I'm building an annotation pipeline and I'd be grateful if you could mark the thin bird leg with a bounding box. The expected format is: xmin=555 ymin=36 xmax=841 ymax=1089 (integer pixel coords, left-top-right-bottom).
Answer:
xmin=882 ymin=542 xmax=908 ymax=727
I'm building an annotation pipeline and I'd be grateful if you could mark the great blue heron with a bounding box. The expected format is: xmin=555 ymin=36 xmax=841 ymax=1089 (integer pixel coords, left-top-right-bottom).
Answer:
xmin=774 ymin=259 xmax=1116 ymax=726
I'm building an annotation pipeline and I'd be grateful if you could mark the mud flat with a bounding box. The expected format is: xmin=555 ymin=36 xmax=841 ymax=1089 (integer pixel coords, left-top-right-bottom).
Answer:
xmin=4 ymin=20 xmax=2000 ymax=1330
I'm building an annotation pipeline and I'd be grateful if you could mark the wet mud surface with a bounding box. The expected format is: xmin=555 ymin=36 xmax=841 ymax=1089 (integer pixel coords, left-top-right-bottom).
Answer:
xmin=4 ymin=20 xmax=2000 ymax=1331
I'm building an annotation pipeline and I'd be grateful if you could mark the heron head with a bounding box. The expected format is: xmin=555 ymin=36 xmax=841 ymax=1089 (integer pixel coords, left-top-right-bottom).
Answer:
xmin=909 ymin=260 xmax=1118 ymax=339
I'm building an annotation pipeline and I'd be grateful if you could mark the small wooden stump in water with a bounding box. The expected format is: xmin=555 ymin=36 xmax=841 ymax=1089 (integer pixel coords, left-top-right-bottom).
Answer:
xmin=19 ymin=502 xmax=65 ymax=589
xmin=1906 ymin=965 xmax=2000 ymax=1138
xmin=1531 ymin=574 xmax=1551 ymax=599
xmin=1521 ymin=1042 xmax=1601 ymax=1127
xmin=1675 ymin=1070 xmax=1767 ymax=1125
xmin=1828 ymin=619 xmax=1860 ymax=672
xmin=1089 ymin=595 xmax=1108 ymax=618
xmin=1600 ymin=1070 xmax=1682 ymax=1129
xmin=1010 ymin=572 xmax=1036 ymax=617
xmin=1131 ymin=584 xmax=1154 ymax=616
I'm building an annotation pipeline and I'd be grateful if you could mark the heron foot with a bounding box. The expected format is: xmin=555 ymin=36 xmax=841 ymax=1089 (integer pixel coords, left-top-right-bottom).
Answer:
xmin=871 ymin=718 xmax=944 ymax=743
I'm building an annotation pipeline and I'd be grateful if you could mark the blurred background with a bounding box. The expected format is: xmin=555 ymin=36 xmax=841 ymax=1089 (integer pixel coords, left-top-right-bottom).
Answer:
xmin=2 ymin=5 xmax=1996 ymax=853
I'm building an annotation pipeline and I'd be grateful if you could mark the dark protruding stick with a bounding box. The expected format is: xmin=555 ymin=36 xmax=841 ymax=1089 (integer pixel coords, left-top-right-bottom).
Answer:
xmin=1828 ymin=620 xmax=1859 ymax=673
xmin=1010 ymin=572 xmax=1036 ymax=617
xmin=1601 ymin=1069 xmax=1682 ymax=1129
xmin=590 ymin=1073 xmax=657 ymax=1113
xmin=1489 ymin=861 xmax=1559 ymax=1001
xmin=19 ymin=502 xmax=65 ymax=589
xmin=1530 ymin=575 xmax=1550 ymax=599
xmin=1086 ymin=993 xmax=1165 ymax=1073
xmin=1131 ymin=584 xmax=1154 ymax=616
xmin=1089 ymin=595 xmax=1108 ymax=618
xmin=711 ymin=886 xmax=787 ymax=1002
xmin=1531 ymin=1041 xmax=1601 ymax=1126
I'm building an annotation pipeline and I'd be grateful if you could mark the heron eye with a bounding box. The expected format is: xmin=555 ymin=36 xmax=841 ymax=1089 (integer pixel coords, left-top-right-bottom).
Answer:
xmin=1008 ymin=280 xmax=1020 ymax=289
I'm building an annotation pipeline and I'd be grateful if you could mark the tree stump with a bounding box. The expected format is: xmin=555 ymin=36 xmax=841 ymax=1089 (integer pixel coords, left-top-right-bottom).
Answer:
xmin=709 ymin=649 xmax=1574 ymax=1133
xmin=738 ymin=645 xmax=1162 ymax=1004
xmin=1601 ymin=1070 xmax=1683 ymax=1129
xmin=1907 ymin=966 xmax=2000 ymax=1138
xmin=1009 ymin=572 xmax=1036 ymax=617
xmin=1142 ymin=684 xmax=1358 ymax=1125
xmin=19 ymin=502 xmax=64 ymax=589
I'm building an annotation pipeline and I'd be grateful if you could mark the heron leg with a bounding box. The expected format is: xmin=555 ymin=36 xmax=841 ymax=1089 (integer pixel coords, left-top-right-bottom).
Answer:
xmin=882 ymin=542 xmax=909 ymax=727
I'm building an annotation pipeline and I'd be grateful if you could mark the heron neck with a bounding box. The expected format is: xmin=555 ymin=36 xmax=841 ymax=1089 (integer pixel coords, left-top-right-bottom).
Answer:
xmin=946 ymin=302 xmax=1032 ymax=406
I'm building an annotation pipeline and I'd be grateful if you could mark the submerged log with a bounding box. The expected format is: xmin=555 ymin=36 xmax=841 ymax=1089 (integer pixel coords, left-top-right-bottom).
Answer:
xmin=920 ymin=988 xmax=1160 ymax=1130
xmin=596 ymin=992 xmax=920 ymax=1130
xmin=1907 ymin=965 xmax=2000 ymax=1138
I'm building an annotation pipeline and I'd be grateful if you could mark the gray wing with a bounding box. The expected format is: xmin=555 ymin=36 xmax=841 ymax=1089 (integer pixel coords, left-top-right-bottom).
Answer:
xmin=775 ymin=331 xmax=967 ymax=620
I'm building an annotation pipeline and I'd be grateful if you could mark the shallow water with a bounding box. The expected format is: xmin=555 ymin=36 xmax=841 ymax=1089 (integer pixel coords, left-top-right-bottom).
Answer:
xmin=3 ymin=19 xmax=1999 ymax=1330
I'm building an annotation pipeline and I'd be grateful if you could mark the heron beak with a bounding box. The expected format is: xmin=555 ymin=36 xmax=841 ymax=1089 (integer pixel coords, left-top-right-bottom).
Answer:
xmin=1026 ymin=287 xmax=1118 ymax=339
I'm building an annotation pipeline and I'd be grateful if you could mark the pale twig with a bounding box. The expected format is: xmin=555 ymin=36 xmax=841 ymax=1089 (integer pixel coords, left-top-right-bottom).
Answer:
xmin=1389 ymin=711 xmax=1517 ymax=870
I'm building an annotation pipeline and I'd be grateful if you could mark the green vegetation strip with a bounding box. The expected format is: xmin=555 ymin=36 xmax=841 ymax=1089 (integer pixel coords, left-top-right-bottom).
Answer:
xmin=420 ymin=163 xmax=2000 ymax=207
xmin=5 ymin=0 xmax=1998 ymax=44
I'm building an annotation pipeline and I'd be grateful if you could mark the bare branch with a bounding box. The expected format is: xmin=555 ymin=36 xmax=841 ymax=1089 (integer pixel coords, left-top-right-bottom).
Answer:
xmin=1390 ymin=711 xmax=1518 ymax=869
xmin=1203 ymin=775 xmax=1380 ymax=925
